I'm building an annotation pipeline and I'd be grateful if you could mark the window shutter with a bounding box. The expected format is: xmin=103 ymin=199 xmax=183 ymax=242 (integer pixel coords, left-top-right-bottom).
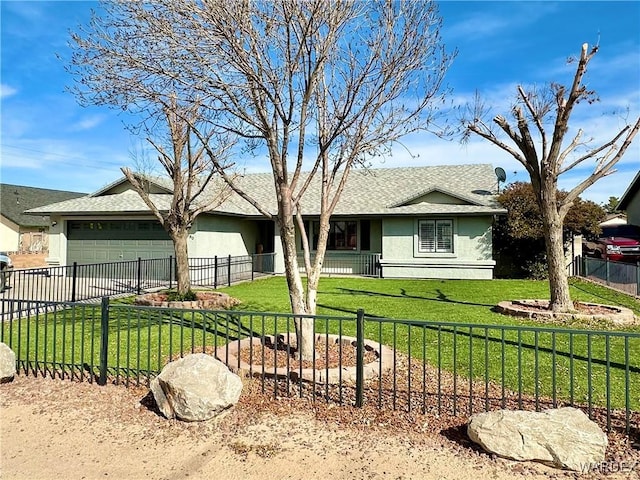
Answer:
xmin=419 ymin=220 xmax=435 ymax=252
xmin=436 ymin=221 xmax=452 ymax=252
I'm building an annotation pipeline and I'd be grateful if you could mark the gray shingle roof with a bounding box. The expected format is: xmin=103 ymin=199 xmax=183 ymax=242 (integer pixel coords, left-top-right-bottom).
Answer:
xmin=28 ymin=164 xmax=506 ymax=217
xmin=27 ymin=190 xmax=172 ymax=215
xmin=1 ymin=184 xmax=86 ymax=227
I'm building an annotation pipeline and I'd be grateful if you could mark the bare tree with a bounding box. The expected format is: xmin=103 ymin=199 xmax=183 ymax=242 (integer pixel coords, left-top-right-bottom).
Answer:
xmin=463 ymin=44 xmax=640 ymax=312
xmin=121 ymin=98 xmax=233 ymax=296
xmin=68 ymin=0 xmax=452 ymax=358
xmin=68 ymin=29 xmax=234 ymax=297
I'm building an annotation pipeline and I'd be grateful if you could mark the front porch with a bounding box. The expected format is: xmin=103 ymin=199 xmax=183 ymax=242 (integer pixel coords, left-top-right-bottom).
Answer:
xmin=297 ymin=252 xmax=382 ymax=277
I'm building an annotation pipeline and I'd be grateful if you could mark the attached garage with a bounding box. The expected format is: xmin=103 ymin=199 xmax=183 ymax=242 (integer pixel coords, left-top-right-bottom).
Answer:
xmin=67 ymin=220 xmax=174 ymax=264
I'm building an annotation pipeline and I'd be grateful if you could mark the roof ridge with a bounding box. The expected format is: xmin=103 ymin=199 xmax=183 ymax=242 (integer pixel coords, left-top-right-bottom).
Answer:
xmin=1 ymin=183 xmax=87 ymax=195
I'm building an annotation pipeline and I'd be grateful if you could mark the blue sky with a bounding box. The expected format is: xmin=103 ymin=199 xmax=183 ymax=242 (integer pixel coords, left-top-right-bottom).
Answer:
xmin=1 ymin=0 xmax=639 ymax=205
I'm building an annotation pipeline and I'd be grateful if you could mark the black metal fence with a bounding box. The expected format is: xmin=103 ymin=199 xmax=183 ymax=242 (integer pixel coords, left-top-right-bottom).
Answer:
xmin=2 ymin=298 xmax=637 ymax=435
xmin=0 ymin=254 xmax=276 ymax=320
xmin=189 ymin=254 xmax=276 ymax=287
xmin=582 ymin=256 xmax=640 ymax=296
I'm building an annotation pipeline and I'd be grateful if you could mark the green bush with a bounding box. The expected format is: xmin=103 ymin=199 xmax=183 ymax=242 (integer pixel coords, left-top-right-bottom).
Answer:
xmin=524 ymin=253 xmax=548 ymax=280
xmin=165 ymin=289 xmax=197 ymax=302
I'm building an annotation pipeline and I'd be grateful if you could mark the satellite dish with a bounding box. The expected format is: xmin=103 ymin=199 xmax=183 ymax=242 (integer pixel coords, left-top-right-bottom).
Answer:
xmin=495 ymin=167 xmax=507 ymax=193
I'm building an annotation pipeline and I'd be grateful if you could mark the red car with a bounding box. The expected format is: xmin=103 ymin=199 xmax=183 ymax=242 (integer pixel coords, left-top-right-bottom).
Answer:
xmin=584 ymin=237 xmax=640 ymax=262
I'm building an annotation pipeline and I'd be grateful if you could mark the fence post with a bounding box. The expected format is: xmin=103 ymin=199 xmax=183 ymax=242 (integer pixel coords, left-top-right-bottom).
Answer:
xmin=355 ymin=308 xmax=365 ymax=408
xmin=71 ymin=262 xmax=78 ymax=302
xmin=228 ymin=255 xmax=232 ymax=286
xmin=637 ymin=261 xmax=640 ymax=296
xmin=251 ymin=255 xmax=255 ymax=282
xmin=136 ymin=257 xmax=142 ymax=295
xmin=214 ymin=256 xmax=218 ymax=288
xmin=168 ymin=256 xmax=173 ymax=290
xmin=99 ymin=296 xmax=110 ymax=386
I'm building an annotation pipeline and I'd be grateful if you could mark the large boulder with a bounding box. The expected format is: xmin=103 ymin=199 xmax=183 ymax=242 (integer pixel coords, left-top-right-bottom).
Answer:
xmin=467 ymin=407 xmax=607 ymax=471
xmin=150 ymin=353 xmax=243 ymax=422
xmin=0 ymin=342 xmax=16 ymax=383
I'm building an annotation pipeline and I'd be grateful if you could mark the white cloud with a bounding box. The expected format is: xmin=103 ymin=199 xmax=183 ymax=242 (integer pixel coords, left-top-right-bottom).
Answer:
xmin=70 ymin=115 xmax=105 ymax=131
xmin=443 ymin=3 xmax=559 ymax=44
xmin=0 ymin=84 xmax=18 ymax=98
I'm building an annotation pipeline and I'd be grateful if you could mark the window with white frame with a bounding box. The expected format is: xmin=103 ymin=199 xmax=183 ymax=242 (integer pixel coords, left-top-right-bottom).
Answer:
xmin=418 ymin=219 xmax=453 ymax=253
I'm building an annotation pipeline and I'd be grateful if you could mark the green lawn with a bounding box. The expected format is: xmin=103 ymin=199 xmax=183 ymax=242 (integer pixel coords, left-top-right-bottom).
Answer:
xmin=218 ymin=276 xmax=640 ymax=411
xmin=3 ymin=304 xmax=243 ymax=383
xmin=221 ymin=276 xmax=640 ymax=327
xmin=3 ymin=276 xmax=639 ymax=412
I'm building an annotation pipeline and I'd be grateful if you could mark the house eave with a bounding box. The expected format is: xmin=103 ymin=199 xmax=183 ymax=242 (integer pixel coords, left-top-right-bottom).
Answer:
xmin=90 ymin=175 xmax=173 ymax=197
xmin=388 ymin=186 xmax=489 ymax=208
xmin=617 ymin=170 xmax=640 ymax=211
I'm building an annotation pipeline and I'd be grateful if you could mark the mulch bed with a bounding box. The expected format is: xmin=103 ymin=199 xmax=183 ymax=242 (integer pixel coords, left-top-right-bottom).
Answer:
xmin=237 ymin=336 xmax=378 ymax=370
xmin=231 ymin=340 xmax=639 ymax=472
xmin=166 ymin=342 xmax=640 ymax=472
xmin=158 ymin=338 xmax=639 ymax=475
xmin=512 ymin=300 xmax=622 ymax=315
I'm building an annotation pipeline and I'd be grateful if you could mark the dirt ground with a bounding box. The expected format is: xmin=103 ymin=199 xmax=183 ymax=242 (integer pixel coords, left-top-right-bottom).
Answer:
xmin=2 ymin=375 xmax=638 ymax=480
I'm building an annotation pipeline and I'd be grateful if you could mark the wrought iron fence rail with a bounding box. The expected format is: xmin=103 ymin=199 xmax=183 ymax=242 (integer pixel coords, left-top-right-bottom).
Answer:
xmin=1 ymin=298 xmax=636 ymax=435
xmin=0 ymin=254 xmax=276 ymax=319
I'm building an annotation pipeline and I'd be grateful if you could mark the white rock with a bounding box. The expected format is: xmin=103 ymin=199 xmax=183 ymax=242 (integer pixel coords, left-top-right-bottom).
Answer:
xmin=151 ymin=353 xmax=243 ymax=422
xmin=0 ymin=342 xmax=16 ymax=383
xmin=467 ymin=407 xmax=608 ymax=471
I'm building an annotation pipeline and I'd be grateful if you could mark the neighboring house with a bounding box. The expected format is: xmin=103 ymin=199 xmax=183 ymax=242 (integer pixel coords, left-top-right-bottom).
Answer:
xmin=28 ymin=164 xmax=506 ymax=279
xmin=618 ymin=170 xmax=640 ymax=227
xmin=0 ymin=184 xmax=86 ymax=253
xmin=600 ymin=213 xmax=627 ymax=228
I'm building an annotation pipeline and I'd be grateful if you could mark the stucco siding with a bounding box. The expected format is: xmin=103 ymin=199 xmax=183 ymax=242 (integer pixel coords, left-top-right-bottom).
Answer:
xmin=456 ymin=216 xmax=493 ymax=260
xmin=381 ymin=215 xmax=495 ymax=279
xmin=406 ymin=191 xmax=467 ymax=205
xmin=626 ymin=193 xmax=640 ymax=226
xmin=0 ymin=215 xmax=19 ymax=252
xmin=381 ymin=261 xmax=495 ymax=280
xmin=381 ymin=217 xmax=414 ymax=259
xmin=46 ymin=216 xmax=65 ymax=266
xmin=192 ymin=214 xmax=259 ymax=257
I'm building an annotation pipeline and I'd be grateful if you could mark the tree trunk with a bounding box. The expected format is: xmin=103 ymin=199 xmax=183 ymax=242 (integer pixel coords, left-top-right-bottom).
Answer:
xmin=171 ymin=229 xmax=191 ymax=296
xmin=305 ymin=216 xmax=329 ymax=316
xmin=277 ymin=207 xmax=315 ymax=361
xmin=306 ymin=274 xmax=319 ymax=316
xmin=540 ymin=192 xmax=574 ymax=312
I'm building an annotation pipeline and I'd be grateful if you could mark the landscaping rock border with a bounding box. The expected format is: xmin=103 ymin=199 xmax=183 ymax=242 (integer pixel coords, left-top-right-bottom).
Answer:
xmin=219 ymin=334 xmax=394 ymax=385
xmin=135 ymin=291 xmax=240 ymax=310
xmin=496 ymin=300 xmax=637 ymax=326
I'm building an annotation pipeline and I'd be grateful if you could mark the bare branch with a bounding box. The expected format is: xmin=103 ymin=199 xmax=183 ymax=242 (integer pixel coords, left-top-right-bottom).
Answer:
xmin=471 ymin=119 xmax=526 ymax=164
xmin=558 ymin=126 xmax=628 ymax=175
xmin=517 ymin=85 xmax=548 ymax=156
xmin=563 ymin=117 xmax=640 ymax=206
xmin=121 ymin=167 xmax=165 ymax=225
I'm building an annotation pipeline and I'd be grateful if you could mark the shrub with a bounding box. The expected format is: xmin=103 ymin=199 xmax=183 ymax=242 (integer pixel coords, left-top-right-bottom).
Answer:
xmin=165 ymin=290 xmax=198 ymax=302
